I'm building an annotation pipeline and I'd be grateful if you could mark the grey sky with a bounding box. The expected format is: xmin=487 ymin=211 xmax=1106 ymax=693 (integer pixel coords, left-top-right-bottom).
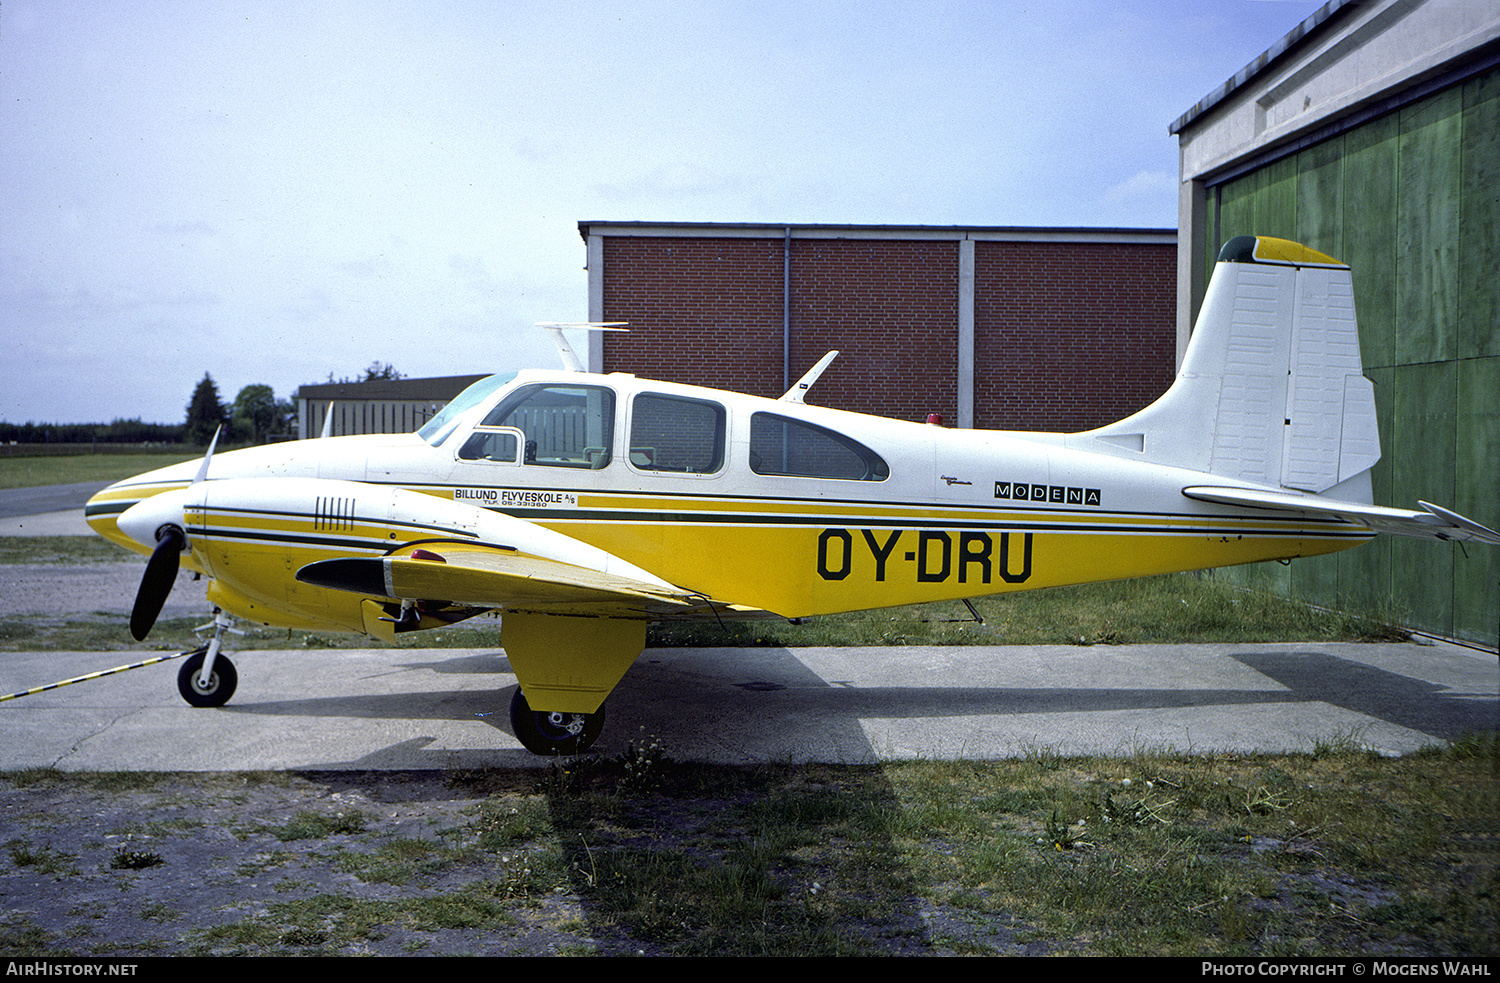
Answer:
xmin=2 ymin=0 xmax=1321 ymax=426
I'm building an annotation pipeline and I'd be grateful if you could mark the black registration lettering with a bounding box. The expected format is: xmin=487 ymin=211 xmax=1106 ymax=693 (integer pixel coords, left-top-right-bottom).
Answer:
xmin=998 ymin=531 xmax=1033 ymax=583
xmin=817 ymin=528 xmax=852 ymax=581
xmin=818 ymin=528 xmax=1033 ymax=586
xmin=916 ymin=531 xmax=951 ymax=583
xmin=860 ymin=529 xmax=902 ymax=581
xmin=959 ymin=531 xmax=992 ymax=584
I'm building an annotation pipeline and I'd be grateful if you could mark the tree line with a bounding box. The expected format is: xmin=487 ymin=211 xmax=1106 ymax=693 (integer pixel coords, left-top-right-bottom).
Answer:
xmin=3 ymin=363 xmax=400 ymax=448
xmin=0 ymin=418 xmax=184 ymax=445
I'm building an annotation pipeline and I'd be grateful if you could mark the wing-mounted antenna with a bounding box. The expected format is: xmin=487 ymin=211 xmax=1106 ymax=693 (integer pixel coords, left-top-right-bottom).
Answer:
xmin=536 ymin=322 xmax=629 ymax=373
xmin=780 ymin=350 xmax=839 ymax=403
xmin=320 ymin=402 xmax=335 ymax=439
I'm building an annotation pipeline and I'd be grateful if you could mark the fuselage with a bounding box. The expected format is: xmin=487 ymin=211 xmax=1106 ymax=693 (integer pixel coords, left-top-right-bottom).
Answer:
xmin=85 ymin=369 xmax=1372 ymax=634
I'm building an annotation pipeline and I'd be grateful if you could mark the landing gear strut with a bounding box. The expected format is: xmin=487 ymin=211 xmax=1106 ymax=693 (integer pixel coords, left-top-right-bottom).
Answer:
xmin=508 ymin=688 xmax=604 ymax=756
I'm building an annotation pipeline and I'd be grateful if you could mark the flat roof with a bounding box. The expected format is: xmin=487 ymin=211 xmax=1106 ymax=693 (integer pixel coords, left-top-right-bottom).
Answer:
xmin=579 ymin=221 xmax=1175 ymax=244
xmin=295 ymin=374 xmax=489 ymax=401
xmin=1169 ymin=0 xmax=1352 ymax=136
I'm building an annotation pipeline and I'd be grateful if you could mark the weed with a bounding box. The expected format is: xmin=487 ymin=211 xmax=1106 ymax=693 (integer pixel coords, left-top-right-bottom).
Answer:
xmin=1043 ymin=808 xmax=1092 ymax=850
xmin=470 ymin=798 xmax=554 ymax=851
xmin=330 ymin=838 xmax=449 ymax=886
xmin=1100 ymin=790 xmax=1174 ymax=826
xmin=5 ymin=838 xmax=75 ymax=875
xmin=261 ymin=809 xmax=369 ymax=842
xmin=614 ymin=731 xmax=671 ymax=793
xmin=110 ymin=847 xmax=164 ymax=870
xmin=0 ymin=914 xmax=52 ymax=954
xmin=1244 ymin=785 xmax=1293 ymax=816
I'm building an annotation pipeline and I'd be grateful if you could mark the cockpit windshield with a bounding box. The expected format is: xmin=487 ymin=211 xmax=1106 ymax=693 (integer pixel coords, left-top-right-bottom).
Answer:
xmin=417 ymin=373 xmax=517 ymax=446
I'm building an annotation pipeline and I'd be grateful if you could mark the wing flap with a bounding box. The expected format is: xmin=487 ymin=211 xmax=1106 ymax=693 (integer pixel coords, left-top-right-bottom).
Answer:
xmin=1182 ymin=485 xmax=1500 ymax=545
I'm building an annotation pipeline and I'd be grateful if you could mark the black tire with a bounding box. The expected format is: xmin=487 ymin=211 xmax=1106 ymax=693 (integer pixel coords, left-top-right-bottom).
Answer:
xmin=177 ymin=650 xmax=237 ymax=708
xmin=508 ymin=688 xmax=603 ymax=755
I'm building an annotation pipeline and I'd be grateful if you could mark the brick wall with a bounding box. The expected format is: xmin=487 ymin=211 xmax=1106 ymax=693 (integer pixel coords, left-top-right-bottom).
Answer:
xmin=601 ymin=236 xmax=786 ymax=400
xmin=975 ymin=240 xmax=1176 ymax=431
xmin=788 ymin=238 xmax=959 ymax=423
xmin=597 ymin=231 xmax=1175 ymax=432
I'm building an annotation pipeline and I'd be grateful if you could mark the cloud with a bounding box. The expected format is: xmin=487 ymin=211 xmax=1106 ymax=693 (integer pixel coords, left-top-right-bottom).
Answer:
xmin=1104 ymin=171 xmax=1179 ymax=204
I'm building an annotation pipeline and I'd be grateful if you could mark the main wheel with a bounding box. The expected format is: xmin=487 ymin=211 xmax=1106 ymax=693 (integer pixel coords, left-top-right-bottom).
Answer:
xmin=177 ymin=650 xmax=237 ymax=708
xmin=508 ymin=688 xmax=604 ymax=756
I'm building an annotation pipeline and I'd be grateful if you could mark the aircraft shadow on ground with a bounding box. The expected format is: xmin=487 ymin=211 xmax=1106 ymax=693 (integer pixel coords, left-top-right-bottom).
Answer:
xmin=1227 ymin=649 xmax=1497 ymax=742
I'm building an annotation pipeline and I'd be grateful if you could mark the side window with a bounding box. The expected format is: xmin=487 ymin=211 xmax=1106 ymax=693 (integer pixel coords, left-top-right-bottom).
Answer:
xmin=457 ymin=427 xmax=522 ymax=463
xmin=463 ymin=384 xmax=615 ymax=468
xmin=749 ymin=412 xmax=889 ymax=481
xmin=629 ymin=393 xmax=726 ymax=474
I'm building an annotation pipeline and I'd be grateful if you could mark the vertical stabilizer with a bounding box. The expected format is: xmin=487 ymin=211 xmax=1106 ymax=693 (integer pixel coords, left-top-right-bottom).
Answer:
xmin=1081 ymin=236 xmax=1380 ymax=499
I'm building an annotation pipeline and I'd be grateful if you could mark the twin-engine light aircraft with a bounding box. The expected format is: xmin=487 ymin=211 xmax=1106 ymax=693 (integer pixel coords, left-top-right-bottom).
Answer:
xmin=85 ymin=236 xmax=1499 ymax=754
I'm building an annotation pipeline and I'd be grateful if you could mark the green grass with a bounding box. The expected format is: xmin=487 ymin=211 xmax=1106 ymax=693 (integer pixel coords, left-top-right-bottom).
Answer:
xmin=0 ymin=572 xmax=1411 ymax=653
xmin=544 ymin=740 xmax=1497 ymax=956
xmin=258 ymin=809 xmax=371 ymax=842
xmin=648 ymin=573 xmax=1410 ymax=649
xmin=4 ymin=738 xmax=1492 ymax=956
xmin=0 ymin=452 xmax=198 ymax=490
xmin=0 ymin=535 xmax=133 ymax=564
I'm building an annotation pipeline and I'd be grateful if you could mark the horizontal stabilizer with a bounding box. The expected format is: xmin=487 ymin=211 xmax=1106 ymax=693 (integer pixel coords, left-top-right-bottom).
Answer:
xmin=1182 ymin=486 xmax=1500 ymax=545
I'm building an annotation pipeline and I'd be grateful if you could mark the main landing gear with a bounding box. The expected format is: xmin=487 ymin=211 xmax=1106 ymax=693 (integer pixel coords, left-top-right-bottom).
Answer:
xmin=508 ymin=688 xmax=605 ymax=756
xmin=177 ymin=610 xmax=239 ymax=708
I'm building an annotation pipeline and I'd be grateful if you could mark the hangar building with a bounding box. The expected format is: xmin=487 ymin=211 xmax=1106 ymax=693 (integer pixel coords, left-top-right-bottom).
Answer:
xmin=1173 ymin=0 xmax=1498 ymax=647
xmin=294 ymin=375 xmax=487 ymax=440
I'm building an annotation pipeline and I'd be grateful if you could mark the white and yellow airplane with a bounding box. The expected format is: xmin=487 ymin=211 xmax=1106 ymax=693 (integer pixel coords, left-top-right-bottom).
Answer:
xmin=85 ymin=236 xmax=1499 ymax=754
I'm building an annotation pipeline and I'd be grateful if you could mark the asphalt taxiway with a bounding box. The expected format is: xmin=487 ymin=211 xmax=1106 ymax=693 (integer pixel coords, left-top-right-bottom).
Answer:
xmin=1 ymin=639 xmax=1494 ymax=770
xmin=0 ymin=481 xmax=106 ymax=535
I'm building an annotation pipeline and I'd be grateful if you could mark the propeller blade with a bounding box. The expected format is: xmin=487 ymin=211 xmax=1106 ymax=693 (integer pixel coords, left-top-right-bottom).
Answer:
xmin=130 ymin=526 xmax=185 ymax=641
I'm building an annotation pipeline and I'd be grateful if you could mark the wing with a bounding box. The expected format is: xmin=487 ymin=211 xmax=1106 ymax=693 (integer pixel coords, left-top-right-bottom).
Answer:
xmin=1182 ymin=485 xmax=1500 ymax=545
xmin=296 ymin=539 xmax=729 ymax=619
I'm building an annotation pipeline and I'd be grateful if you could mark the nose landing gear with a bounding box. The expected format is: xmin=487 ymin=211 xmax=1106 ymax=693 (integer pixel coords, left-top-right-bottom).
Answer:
xmin=176 ymin=610 xmax=239 ymax=708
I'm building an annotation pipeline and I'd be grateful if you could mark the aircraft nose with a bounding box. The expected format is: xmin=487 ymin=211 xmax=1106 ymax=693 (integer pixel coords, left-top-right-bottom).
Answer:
xmin=117 ymin=489 xmax=191 ymax=551
xmin=85 ymin=479 xmax=139 ymax=540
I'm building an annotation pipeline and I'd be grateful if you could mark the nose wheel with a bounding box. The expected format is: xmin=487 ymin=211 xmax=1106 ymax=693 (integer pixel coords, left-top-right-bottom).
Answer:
xmin=508 ymin=688 xmax=604 ymax=756
xmin=176 ymin=610 xmax=239 ymax=708
xmin=177 ymin=648 xmax=237 ymax=707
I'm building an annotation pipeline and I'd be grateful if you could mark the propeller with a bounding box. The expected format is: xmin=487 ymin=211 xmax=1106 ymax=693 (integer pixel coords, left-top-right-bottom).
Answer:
xmin=130 ymin=524 xmax=186 ymax=640
xmin=122 ymin=427 xmax=218 ymax=641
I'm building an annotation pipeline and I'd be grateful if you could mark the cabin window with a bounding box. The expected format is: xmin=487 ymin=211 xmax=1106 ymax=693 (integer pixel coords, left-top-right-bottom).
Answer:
xmin=629 ymin=393 xmax=726 ymax=474
xmin=456 ymin=427 xmax=522 ymax=463
xmin=749 ymin=412 xmax=889 ymax=481
xmin=467 ymin=384 xmax=615 ymax=468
